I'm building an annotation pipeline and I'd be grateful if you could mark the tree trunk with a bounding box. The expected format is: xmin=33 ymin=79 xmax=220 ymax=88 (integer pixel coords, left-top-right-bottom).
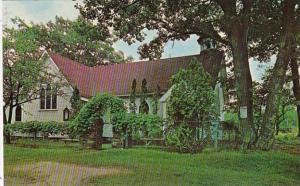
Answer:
xmin=230 ymin=23 xmax=255 ymax=149
xmin=4 ymin=104 xmax=14 ymax=144
xmin=94 ymin=119 xmax=104 ymax=150
xmin=3 ymin=107 xmax=10 ymax=143
xmin=3 ymin=107 xmax=7 ymax=124
xmin=290 ymin=52 xmax=300 ymax=137
xmin=5 ymin=132 xmax=11 ymax=144
xmin=258 ymin=50 xmax=291 ymax=150
xmin=275 ymin=105 xmax=285 ymax=135
xmin=257 ymin=0 xmax=297 ymax=150
xmin=8 ymin=104 xmax=13 ymax=124
xmin=297 ymin=106 xmax=300 ymax=137
xmin=128 ymin=135 xmax=133 ymax=147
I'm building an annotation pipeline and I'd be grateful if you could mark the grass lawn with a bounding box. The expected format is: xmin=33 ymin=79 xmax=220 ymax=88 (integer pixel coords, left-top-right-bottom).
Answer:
xmin=4 ymin=140 xmax=300 ymax=186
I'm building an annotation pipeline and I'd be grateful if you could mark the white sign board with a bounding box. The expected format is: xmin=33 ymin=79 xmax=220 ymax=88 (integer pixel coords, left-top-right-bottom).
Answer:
xmin=103 ymin=110 xmax=111 ymax=123
xmin=240 ymin=106 xmax=247 ymax=119
xmin=102 ymin=124 xmax=113 ymax=138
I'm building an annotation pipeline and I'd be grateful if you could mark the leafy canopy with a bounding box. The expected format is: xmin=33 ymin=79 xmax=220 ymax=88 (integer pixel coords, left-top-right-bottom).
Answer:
xmin=76 ymin=0 xmax=234 ymax=59
xmin=3 ymin=21 xmax=50 ymax=124
xmin=10 ymin=16 xmax=132 ymax=66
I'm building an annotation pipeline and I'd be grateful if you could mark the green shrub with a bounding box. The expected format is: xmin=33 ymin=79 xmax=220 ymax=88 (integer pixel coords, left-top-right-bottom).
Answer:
xmin=70 ymin=93 xmax=125 ymax=137
xmin=112 ymin=112 xmax=164 ymax=141
xmin=70 ymin=93 xmax=126 ymax=149
xmin=276 ymin=130 xmax=299 ymax=145
xmin=165 ymin=125 xmax=207 ymax=153
xmin=166 ymin=59 xmax=217 ymax=153
xmin=4 ymin=121 xmax=68 ymax=138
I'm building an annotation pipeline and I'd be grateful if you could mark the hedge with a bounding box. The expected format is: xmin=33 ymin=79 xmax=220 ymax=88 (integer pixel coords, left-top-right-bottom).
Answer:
xmin=112 ymin=113 xmax=164 ymax=140
xmin=4 ymin=121 xmax=72 ymax=138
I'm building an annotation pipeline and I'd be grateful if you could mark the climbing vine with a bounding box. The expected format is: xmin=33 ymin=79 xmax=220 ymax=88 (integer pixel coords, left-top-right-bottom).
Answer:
xmin=70 ymin=93 xmax=126 ymax=148
xmin=112 ymin=112 xmax=163 ymax=147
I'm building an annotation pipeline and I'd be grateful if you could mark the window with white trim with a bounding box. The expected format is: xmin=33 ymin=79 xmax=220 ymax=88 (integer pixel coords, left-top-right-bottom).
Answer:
xmin=63 ymin=107 xmax=70 ymax=121
xmin=40 ymin=83 xmax=58 ymax=110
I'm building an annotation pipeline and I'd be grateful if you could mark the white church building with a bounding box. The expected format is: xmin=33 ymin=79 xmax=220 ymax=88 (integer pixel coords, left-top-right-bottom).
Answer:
xmin=8 ymin=49 xmax=225 ymax=124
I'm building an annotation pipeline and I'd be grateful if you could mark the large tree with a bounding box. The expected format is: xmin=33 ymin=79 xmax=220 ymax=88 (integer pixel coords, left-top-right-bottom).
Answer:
xmin=290 ymin=55 xmax=300 ymax=137
xmin=76 ymin=0 xmax=258 ymax=148
xmin=249 ymin=0 xmax=299 ymax=149
xmin=10 ymin=16 xmax=132 ymax=66
xmin=3 ymin=25 xmax=52 ymax=143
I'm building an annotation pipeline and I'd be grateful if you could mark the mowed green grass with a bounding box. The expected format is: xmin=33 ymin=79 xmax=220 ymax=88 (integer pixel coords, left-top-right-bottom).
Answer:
xmin=4 ymin=141 xmax=300 ymax=186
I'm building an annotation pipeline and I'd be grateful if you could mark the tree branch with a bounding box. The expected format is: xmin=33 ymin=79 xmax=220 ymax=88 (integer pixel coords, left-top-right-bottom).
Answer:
xmin=214 ymin=0 xmax=236 ymax=15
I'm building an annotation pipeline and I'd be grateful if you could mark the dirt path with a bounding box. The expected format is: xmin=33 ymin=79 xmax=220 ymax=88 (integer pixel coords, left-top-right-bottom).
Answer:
xmin=5 ymin=161 xmax=127 ymax=186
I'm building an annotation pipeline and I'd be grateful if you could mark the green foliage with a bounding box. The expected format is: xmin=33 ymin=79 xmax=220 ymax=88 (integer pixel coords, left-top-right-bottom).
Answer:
xmin=10 ymin=16 xmax=132 ymax=67
xmin=70 ymin=86 xmax=82 ymax=117
xmin=77 ymin=0 xmax=227 ymax=59
xmin=140 ymin=78 xmax=148 ymax=113
xmin=166 ymin=59 xmax=217 ymax=152
xmin=70 ymin=93 xmax=126 ymax=140
xmin=152 ymin=84 xmax=161 ymax=115
xmin=3 ymin=21 xmax=71 ymax=143
xmin=77 ymin=0 xmax=280 ymax=60
xmin=276 ymin=129 xmax=299 ymax=145
xmin=3 ymin=22 xmax=45 ymax=124
xmin=165 ymin=125 xmax=203 ymax=153
xmin=252 ymin=81 xmax=268 ymax=133
xmin=129 ymin=79 xmax=137 ymax=113
xmin=253 ymin=68 xmax=296 ymax=138
xmin=168 ymin=59 xmax=216 ymax=122
xmin=112 ymin=112 xmax=163 ymax=141
xmin=77 ymin=0 xmax=300 ymax=150
xmin=4 ymin=121 xmax=69 ymax=137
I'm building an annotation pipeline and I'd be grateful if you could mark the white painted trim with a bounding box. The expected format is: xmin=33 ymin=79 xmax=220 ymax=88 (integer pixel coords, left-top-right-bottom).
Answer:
xmin=39 ymin=50 xmax=48 ymax=60
xmin=38 ymin=109 xmax=59 ymax=112
xmin=159 ymin=86 xmax=174 ymax=103
xmin=80 ymin=97 xmax=89 ymax=102
xmin=47 ymin=54 xmax=74 ymax=92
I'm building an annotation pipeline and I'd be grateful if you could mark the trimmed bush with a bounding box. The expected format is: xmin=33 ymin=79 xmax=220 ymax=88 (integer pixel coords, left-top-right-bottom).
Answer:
xmin=4 ymin=121 xmax=69 ymax=138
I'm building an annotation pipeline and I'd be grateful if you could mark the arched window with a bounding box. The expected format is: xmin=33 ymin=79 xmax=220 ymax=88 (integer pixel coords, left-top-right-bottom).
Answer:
xmin=15 ymin=105 xmax=22 ymax=121
xmin=40 ymin=84 xmax=58 ymax=110
xmin=52 ymin=84 xmax=57 ymax=109
xmin=46 ymin=84 xmax=51 ymax=109
xmin=40 ymin=87 xmax=45 ymax=109
xmin=63 ymin=107 xmax=70 ymax=121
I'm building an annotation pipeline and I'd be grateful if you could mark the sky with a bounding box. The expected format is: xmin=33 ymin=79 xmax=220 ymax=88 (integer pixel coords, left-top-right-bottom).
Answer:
xmin=3 ymin=0 xmax=274 ymax=81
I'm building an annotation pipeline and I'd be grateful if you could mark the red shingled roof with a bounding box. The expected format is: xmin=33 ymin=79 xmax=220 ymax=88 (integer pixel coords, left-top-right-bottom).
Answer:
xmin=50 ymin=50 xmax=223 ymax=98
